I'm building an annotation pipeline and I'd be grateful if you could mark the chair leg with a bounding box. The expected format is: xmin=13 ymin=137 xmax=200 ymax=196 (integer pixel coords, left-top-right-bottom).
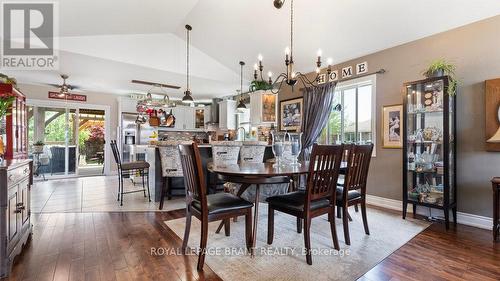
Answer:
xmin=337 ymin=206 xmax=341 ymax=219
xmin=329 ymin=209 xmax=340 ymax=250
xmin=354 ymin=204 xmax=359 ymax=212
xmin=296 ymin=218 xmax=302 ymax=233
xmin=215 ymin=221 xmax=224 ymax=234
xmin=245 ymin=209 xmax=252 ymax=251
xmin=361 ymin=201 xmax=370 ymax=235
xmin=342 ymin=206 xmax=350 ymax=245
xmin=303 ymin=216 xmax=312 ymax=265
xmin=224 ymin=218 xmax=230 ymax=237
xmin=182 ymin=210 xmax=192 ymax=253
xmin=117 ymin=172 xmax=121 ymax=201
xmin=120 ymin=175 xmax=124 ymax=206
xmin=348 ymin=211 xmax=353 ymax=222
xmin=197 ymin=218 xmax=209 ymax=271
xmin=167 ymin=177 xmax=172 ymax=200
xmin=159 ymin=177 xmax=166 ymax=210
xmin=146 ymin=172 xmax=151 ymax=202
xmin=141 ymin=170 xmax=146 ymax=197
xmin=267 ymin=207 xmax=274 ymax=245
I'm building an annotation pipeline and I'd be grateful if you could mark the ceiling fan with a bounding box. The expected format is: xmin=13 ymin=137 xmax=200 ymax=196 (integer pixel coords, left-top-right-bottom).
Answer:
xmin=46 ymin=74 xmax=83 ymax=93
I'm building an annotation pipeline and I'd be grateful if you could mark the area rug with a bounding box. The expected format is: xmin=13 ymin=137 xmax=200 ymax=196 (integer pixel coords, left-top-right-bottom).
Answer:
xmin=165 ymin=205 xmax=430 ymax=281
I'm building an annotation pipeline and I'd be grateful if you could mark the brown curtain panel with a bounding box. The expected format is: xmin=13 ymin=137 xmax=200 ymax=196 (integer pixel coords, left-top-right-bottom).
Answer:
xmin=300 ymin=82 xmax=337 ymax=161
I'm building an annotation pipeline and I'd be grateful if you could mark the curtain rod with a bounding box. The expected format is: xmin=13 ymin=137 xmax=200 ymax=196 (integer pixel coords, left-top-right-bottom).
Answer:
xmin=299 ymin=68 xmax=386 ymax=91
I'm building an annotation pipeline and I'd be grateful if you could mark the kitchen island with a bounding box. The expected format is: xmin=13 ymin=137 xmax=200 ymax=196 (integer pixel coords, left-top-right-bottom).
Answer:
xmin=133 ymin=142 xmax=274 ymax=202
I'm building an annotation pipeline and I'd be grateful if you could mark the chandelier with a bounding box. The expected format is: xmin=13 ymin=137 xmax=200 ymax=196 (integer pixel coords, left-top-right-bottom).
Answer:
xmin=253 ymin=0 xmax=333 ymax=93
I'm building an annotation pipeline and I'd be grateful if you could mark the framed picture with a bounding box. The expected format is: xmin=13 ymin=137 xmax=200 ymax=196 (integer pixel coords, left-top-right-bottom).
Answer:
xmin=280 ymin=97 xmax=303 ymax=131
xmin=382 ymin=104 xmax=403 ymax=148
xmin=262 ymin=93 xmax=277 ymax=123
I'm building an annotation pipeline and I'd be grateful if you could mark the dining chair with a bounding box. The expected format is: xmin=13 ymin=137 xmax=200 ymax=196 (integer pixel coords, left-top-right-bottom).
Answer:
xmin=336 ymin=143 xmax=374 ymax=245
xmin=157 ymin=141 xmax=191 ymax=210
xmin=208 ymin=141 xmax=242 ymax=193
xmin=179 ymin=143 xmax=254 ymax=271
xmin=266 ymin=144 xmax=344 ymax=265
xmin=110 ymin=140 xmax=151 ymax=206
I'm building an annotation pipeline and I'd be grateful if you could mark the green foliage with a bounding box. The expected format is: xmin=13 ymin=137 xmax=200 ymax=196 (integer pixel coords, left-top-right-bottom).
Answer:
xmin=78 ymin=129 xmax=90 ymax=152
xmin=249 ymin=80 xmax=273 ymax=92
xmin=422 ymin=59 xmax=458 ymax=96
xmin=34 ymin=140 xmax=45 ymax=146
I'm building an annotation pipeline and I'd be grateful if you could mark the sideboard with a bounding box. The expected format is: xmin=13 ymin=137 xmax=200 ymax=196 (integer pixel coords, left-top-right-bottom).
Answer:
xmin=0 ymin=159 xmax=32 ymax=278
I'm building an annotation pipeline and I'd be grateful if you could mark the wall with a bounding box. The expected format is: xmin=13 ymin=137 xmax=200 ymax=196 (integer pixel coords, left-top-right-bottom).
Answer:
xmin=17 ymin=83 xmax=120 ymax=172
xmin=278 ymin=15 xmax=500 ymax=217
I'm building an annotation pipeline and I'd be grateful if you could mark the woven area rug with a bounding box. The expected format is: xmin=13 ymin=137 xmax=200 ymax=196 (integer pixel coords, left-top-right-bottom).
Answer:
xmin=165 ymin=205 xmax=430 ymax=281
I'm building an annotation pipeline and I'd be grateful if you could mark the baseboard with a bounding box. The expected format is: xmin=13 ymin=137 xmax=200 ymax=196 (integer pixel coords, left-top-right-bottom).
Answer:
xmin=366 ymin=195 xmax=492 ymax=230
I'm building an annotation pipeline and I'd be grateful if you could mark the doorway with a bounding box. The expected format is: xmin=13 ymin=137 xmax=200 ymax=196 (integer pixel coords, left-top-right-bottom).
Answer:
xmin=27 ymin=100 xmax=110 ymax=179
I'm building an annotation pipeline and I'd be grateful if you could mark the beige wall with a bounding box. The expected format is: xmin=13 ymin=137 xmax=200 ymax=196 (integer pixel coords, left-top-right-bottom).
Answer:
xmin=279 ymin=15 xmax=500 ymax=217
xmin=18 ymin=83 xmax=120 ymax=172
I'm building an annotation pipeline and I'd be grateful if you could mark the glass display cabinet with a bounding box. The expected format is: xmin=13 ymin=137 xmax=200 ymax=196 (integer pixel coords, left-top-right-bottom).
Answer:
xmin=402 ymin=76 xmax=457 ymax=229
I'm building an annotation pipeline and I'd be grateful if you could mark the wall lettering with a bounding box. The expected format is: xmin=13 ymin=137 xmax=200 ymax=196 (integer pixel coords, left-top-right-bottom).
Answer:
xmin=342 ymin=66 xmax=353 ymax=78
xmin=317 ymin=73 xmax=326 ymax=84
xmin=356 ymin=62 xmax=368 ymax=75
xmin=329 ymin=70 xmax=338 ymax=82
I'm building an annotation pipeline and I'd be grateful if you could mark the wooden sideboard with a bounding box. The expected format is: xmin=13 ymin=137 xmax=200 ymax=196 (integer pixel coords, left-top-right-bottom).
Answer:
xmin=0 ymin=159 xmax=32 ymax=278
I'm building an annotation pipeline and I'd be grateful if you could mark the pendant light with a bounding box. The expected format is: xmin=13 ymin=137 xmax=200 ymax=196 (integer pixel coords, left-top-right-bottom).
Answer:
xmin=236 ymin=61 xmax=247 ymax=111
xmin=182 ymin=24 xmax=194 ymax=103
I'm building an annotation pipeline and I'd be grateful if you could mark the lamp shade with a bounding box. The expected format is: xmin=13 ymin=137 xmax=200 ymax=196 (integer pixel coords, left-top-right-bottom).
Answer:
xmin=488 ymin=106 xmax=500 ymax=142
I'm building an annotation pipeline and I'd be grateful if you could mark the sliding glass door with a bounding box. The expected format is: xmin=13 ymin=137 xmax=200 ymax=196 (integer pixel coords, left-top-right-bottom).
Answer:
xmin=27 ymin=104 xmax=106 ymax=178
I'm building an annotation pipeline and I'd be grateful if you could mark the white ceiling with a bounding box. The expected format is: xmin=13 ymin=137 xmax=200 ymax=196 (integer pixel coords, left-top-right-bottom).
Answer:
xmin=3 ymin=0 xmax=500 ymax=100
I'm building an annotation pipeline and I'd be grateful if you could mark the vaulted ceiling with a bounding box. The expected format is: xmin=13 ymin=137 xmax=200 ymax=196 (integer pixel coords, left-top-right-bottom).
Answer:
xmin=4 ymin=0 xmax=500 ymax=100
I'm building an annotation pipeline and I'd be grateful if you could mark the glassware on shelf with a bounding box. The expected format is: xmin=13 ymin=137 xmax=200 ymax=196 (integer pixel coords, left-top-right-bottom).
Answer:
xmin=271 ymin=132 xmax=285 ymax=168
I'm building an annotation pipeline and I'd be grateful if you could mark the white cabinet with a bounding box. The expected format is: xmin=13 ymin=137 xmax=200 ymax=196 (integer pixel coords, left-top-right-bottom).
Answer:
xmin=219 ymin=100 xmax=237 ymax=130
xmin=249 ymin=90 xmax=277 ymax=125
xmin=171 ymin=106 xmax=195 ymax=130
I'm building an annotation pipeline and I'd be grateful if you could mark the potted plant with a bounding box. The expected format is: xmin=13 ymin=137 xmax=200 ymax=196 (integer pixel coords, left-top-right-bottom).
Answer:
xmin=33 ymin=141 xmax=45 ymax=153
xmin=422 ymin=59 xmax=458 ymax=96
xmin=249 ymin=80 xmax=273 ymax=92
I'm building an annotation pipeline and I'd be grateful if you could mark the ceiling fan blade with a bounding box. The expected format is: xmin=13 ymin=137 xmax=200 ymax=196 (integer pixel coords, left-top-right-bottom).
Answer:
xmin=131 ymin=79 xmax=181 ymax=89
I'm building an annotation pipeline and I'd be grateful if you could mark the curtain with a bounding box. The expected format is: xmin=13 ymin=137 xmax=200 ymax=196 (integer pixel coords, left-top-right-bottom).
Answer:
xmin=299 ymin=82 xmax=337 ymax=161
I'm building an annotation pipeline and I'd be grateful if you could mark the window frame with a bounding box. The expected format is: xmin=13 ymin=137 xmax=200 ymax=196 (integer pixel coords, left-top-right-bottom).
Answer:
xmin=323 ymin=74 xmax=377 ymax=157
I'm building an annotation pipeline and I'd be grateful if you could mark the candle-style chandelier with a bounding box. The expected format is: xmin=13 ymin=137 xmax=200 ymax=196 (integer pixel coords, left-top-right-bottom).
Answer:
xmin=253 ymin=0 xmax=334 ymax=93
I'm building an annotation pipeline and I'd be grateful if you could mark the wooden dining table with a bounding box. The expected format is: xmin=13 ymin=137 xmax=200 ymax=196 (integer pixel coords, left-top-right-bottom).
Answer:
xmin=208 ymin=161 xmax=348 ymax=250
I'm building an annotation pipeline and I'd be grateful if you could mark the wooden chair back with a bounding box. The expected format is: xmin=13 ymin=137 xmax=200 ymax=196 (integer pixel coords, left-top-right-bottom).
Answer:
xmin=178 ymin=143 xmax=207 ymax=209
xmin=305 ymin=144 xmax=344 ymax=204
xmin=344 ymin=144 xmax=374 ymax=195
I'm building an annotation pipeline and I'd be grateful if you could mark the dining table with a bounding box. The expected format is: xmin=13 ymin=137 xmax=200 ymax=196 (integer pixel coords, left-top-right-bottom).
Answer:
xmin=208 ymin=161 xmax=348 ymax=251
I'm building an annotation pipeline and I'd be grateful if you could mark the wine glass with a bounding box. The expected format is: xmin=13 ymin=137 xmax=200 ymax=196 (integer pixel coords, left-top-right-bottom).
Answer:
xmin=288 ymin=133 xmax=302 ymax=166
xmin=271 ymin=132 xmax=285 ymax=168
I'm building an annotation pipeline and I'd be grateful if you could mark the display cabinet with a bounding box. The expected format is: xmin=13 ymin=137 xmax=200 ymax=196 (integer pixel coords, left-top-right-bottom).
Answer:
xmin=402 ymin=76 xmax=457 ymax=229
xmin=0 ymin=83 xmax=28 ymax=160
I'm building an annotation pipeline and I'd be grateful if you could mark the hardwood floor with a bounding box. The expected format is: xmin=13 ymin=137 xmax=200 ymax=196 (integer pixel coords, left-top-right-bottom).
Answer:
xmin=3 ymin=209 xmax=499 ymax=281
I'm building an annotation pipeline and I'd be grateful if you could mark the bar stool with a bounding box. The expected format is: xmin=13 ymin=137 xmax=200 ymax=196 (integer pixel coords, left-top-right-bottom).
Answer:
xmin=158 ymin=141 xmax=191 ymax=210
xmin=110 ymin=140 xmax=150 ymax=206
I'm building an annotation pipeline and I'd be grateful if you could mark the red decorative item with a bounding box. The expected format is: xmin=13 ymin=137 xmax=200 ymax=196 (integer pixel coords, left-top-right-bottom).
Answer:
xmin=0 ymin=83 xmax=28 ymax=159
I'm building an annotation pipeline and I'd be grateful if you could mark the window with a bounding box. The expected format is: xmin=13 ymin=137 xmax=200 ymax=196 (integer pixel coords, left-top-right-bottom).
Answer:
xmin=319 ymin=74 xmax=376 ymax=156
